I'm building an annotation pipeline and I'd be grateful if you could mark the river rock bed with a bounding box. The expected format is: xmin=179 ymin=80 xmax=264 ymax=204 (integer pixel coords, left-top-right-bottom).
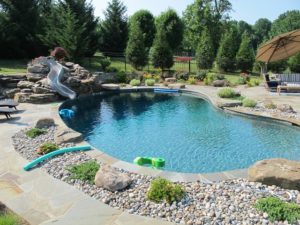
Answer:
xmin=12 ymin=127 xmax=300 ymax=225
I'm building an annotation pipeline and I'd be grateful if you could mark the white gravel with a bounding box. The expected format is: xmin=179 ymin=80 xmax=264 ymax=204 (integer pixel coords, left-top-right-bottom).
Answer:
xmin=12 ymin=127 xmax=300 ymax=225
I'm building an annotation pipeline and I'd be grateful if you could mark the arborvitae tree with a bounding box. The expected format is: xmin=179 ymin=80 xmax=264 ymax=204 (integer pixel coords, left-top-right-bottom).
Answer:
xmin=155 ymin=9 xmax=183 ymax=51
xmin=129 ymin=10 xmax=155 ymax=51
xmin=41 ymin=5 xmax=88 ymax=61
xmin=236 ymin=32 xmax=255 ymax=72
xmin=150 ymin=29 xmax=174 ymax=73
xmin=196 ymin=29 xmax=215 ymax=69
xmin=288 ymin=53 xmax=300 ymax=73
xmin=126 ymin=25 xmax=148 ymax=70
xmin=216 ymin=27 xmax=239 ymax=72
xmin=100 ymin=0 xmax=128 ymax=53
xmin=59 ymin=0 xmax=99 ymax=57
xmin=0 ymin=0 xmax=44 ymax=58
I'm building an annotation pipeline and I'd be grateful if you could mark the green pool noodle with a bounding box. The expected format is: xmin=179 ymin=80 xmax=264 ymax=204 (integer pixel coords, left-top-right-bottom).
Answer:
xmin=23 ymin=145 xmax=91 ymax=171
xmin=134 ymin=157 xmax=165 ymax=168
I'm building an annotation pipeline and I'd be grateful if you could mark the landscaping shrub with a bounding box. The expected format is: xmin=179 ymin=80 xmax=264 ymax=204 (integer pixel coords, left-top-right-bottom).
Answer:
xmin=147 ymin=177 xmax=185 ymax=204
xmin=145 ymin=79 xmax=155 ymax=86
xmin=129 ymin=79 xmax=141 ymax=86
xmin=115 ymin=72 xmax=127 ymax=83
xmin=105 ymin=66 xmax=118 ymax=73
xmin=247 ymin=79 xmax=260 ymax=87
xmin=237 ymin=76 xmax=248 ymax=85
xmin=265 ymin=102 xmax=277 ymax=109
xmin=153 ymin=74 xmax=161 ymax=82
xmin=99 ymin=57 xmax=111 ymax=71
xmin=187 ymin=77 xmax=196 ymax=84
xmin=39 ymin=142 xmax=59 ymax=154
xmin=215 ymin=74 xmax=225 ymax=80
xmin=255 ymin=197 xmax=300 ymax=223
xmin=242 ymin=98 xmax=257 ymax=108
xmin=204 ymin=72 xmax=216 ymax=85
xmin=67 ymin=160 xmax=100 ymax=184
xmin=217 ymin=88 xmax=238 ymax=98
xmin=195 ymin=71 xmax=207 ymax=81
xmin=0 ymin=212 xmax=20 ymax=225
xmin=25 ymin=128 xmax=46 ymax=138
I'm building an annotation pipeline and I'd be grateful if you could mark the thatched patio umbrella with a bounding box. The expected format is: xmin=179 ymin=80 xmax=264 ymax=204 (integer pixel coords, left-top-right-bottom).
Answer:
xmin=256 ymin=28 xmax=300 ymax=63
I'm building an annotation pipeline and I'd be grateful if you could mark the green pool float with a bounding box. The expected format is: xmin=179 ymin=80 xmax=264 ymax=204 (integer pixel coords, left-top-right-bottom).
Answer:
xmin=133 ymin=157 xmax=165 ymax=168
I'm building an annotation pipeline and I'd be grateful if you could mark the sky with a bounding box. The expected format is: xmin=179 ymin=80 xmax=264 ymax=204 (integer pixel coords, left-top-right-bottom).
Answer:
xmin=91 ymin=0 xmax=300 ymax=25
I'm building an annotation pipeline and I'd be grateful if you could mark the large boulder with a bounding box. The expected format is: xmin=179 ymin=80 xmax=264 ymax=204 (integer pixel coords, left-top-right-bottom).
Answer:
xmin=277 ymin=104 xmax=295 ymax=113
xmin=26 ymin=73 xmax=46 ymax=82
xmin=27 ymin=64 xmax=50 ymax=74
xmin=35 ymin=117 xmax=55 ymax=128
xmin=54 ymin=128 xmax=83 ymax=145
xmin=4 ymin=88 xmax=20 ymax=98
xmin=28 ymin=94 xmax=58 ymax=104
xmin=32 ymin=86 xmax=53 ymax=94
xmin=64 ymin=77 xmax=81 ymax=88
xmin=213 ymin=80 xmax=226 ymax=87
xmin=94 ymin=165 xmax=132 ymax=191
xmin=17 ymin=81 xmax=35 ymax=89
xmin=248 ymin=158 xmax=300 ymax=190
xmin=165 ymin=77 xmax=176 ymax=83
xmin=101 ymin=84 xmax=120 ymax=90
xmin=36 ymin=78 xmax=49 ymax=87
xmin=168 ymin=83 xmax=185 ymax=89
xmin=14 ymin=92 xmax=31 ymax=103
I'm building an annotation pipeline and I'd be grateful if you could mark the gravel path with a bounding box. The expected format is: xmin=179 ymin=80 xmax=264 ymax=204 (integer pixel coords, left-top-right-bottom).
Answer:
xmin=12 ymin=127 xmax=300 ymax=225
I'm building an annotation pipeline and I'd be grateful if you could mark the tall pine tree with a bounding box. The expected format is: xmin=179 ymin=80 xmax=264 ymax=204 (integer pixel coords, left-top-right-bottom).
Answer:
xmin=100 ymin=0 xmax=128 ymax=53
xmin=0 ymin=0 xmax=44 ymax=58
xmin=236 ymin=32 xmax=255 ymax=72
xmin=126 ymin=25 xmax=147 ymax=70
xmin=59 ymin=0 xmax=99 ymax=57
xmin=196 ymin=29 xmax=215 ymax=69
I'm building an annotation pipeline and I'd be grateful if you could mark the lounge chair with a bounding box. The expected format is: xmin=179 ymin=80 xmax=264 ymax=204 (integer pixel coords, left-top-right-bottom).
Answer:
xmin=264 ymin=74 xmax=280 ymax=91
xmin=0 ymin=107 xmax=15 ymax=119
xmin=0 ymin=99 xmax=19 ymax=110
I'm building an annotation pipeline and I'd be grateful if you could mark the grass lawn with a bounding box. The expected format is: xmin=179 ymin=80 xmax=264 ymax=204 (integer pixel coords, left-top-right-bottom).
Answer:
xmin=0 ymin=59 xmax=28 ymax=74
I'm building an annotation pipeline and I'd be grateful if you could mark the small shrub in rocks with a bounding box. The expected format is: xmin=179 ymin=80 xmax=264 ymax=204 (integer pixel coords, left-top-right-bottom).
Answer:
xmin=187 ymin=77 xmax=196 ymax=85
xmin=145 ymin=79 xmax=155 ymax=86
xmin=147 ymin=177 xmax=185 ymax=204
xmin=38 ymin=142 xmax=59 ymax=154
xmin=255 ymin=197 xmax=300 ymax=223
xmin=0 ymin=212 xmax=21 ymax=225
xmin=67 ymin=160 xmax=100 ymax=184
xmin=242 ymin=98 xmax=257 ymax=108
xmin=25 ymin=128 xmax=46 ymax=138
xmin=265 ymin=102 xmax=277 ymax=109
xmin=130 ymin=79 xmax=141 ymax=86
xmin=217 ymin=87 xmax=238 ymax=98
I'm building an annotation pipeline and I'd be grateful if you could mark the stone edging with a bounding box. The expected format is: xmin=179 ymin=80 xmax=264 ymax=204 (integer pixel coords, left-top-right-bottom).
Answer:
xmin=51 ymin=86 xmax=300 ymax=183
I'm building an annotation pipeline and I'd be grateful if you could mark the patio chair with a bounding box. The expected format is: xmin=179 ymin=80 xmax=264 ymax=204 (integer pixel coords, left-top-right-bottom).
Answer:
xmin=0 ymin=107 xmax=15 ymax=119
xmin=264 ymin=74 xmax=280 ymax=91
xmin=0 ymin=99 xmax=19 ymax=110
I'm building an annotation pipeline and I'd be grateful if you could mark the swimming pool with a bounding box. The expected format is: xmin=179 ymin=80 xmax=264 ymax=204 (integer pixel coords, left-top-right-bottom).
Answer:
xmin=61 ymin=91 xmax=300 ymax=173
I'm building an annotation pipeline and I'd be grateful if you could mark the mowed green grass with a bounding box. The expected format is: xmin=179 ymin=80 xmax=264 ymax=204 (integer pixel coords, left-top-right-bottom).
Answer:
xmin=0 ymin=59 xmax=28 ymax=74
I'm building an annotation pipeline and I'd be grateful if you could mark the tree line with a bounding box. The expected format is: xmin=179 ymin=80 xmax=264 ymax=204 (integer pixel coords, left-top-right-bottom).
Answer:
xmin=0 ymin=0 xmax=299 ymax=72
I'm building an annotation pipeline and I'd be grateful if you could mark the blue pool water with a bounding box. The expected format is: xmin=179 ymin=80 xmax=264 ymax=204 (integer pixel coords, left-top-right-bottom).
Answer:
xmin=61 ymin=91 xmax=300 ymax=173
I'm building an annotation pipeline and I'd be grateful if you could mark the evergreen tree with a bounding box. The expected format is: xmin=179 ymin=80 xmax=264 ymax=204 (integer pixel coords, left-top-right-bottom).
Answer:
xmin=236 ymin=32 xmax=255 ymax=72
xmin=129 ymin=10 xmax=155 ymax=50
xmin=59 ymin=0 xmax=99 ymax=57
xmin=196 ymin=29 xmax=215 ymax=69
xmin=126 ymin=25 xmax=148 ymax=70
xmin=288 ymin=53 xmax=300 ymax=73
xmin=100 ymin=0 xmax=128 ymax=53
xmin=156 ymin=9 xmax=183 ymax=51
xmin=41 ymin=5 xmax=88 ymax=61
xmin=253 ymin=18 xmax=272 ymax=49
xmin=150 ymin=29 xmax=174 ymax=73
xmin=0 ymin=0 xmax=44 ymax=58
xmin=216 ymin=27 xmax=239 ymax=72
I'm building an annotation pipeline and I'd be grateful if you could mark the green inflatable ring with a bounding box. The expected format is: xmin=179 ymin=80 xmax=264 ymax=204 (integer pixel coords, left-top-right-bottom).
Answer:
xmin=133 ymin=157 xmax=165 ymax=168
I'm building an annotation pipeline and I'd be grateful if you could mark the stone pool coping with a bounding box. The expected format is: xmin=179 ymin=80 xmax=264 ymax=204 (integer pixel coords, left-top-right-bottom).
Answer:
xmin=54 ymin=86 xmax=300 ymax=183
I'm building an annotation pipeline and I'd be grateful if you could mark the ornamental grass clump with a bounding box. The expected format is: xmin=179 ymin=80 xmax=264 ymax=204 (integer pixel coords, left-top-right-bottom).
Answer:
xmin=145 ymin=79 xmax=155 ymax=86
xmin=255 ymin=197 xmax=300 ymax=223
xmin=25 ymin=128 xmax=47 ymax=138
xmin=147 ymin=177 xmax=185 ymax=204
xmin=38 ymin=142 xmax=59 ymax=154
xmin=0 ymin=212 xmax=21 ymax=225
xmin=242 ymin=98 xmax=257 ymax=108
xmin=129 ymin=79 xmax=141 ymax=86
xmin=217 ymin=87 xmax=238 ymax=98
xmin=67 ymin=161 xmax=100 ymax=184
